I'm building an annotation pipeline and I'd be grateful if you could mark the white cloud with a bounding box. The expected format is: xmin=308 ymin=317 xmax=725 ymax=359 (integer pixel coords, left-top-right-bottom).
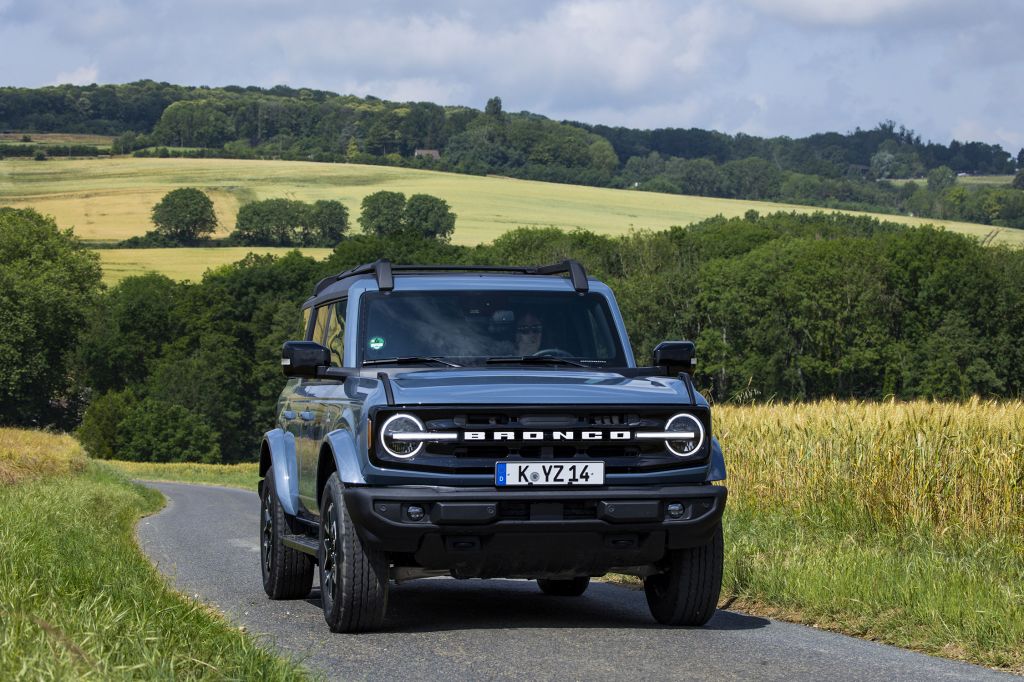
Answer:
xmin=739 ymin=0 xmax=937 ymax=26
xmin=53 ymin=65 xmax=98 ymax=85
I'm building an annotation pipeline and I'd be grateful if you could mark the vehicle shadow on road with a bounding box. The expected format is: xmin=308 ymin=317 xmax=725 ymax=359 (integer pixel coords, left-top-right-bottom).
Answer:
xmin=303 ymin=578 xmax=769 ymax=633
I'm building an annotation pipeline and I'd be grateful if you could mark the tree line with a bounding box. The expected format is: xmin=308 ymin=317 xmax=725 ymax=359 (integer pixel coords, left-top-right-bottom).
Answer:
xmin=117 ymin=188 xmax=456 ymax=248
xmin=2 ymin=206 xmax=1022 ymax=463
xmin=3 ymin=83 xmax=1023 ymax=228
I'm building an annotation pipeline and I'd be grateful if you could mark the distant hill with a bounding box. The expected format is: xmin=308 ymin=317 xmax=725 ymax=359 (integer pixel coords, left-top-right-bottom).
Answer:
xmin=1 ymin=81 xmax=1022 ymax=229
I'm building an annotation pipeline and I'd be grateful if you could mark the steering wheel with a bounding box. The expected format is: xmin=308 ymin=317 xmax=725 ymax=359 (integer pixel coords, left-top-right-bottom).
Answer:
xmin=532 ymin=348 xmax=573 ymax=358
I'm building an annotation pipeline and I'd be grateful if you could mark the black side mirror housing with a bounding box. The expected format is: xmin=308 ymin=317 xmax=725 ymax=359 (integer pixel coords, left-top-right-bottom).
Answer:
xmin=653 ymin=341 xmax=696 ymax=376
xmin=281 ymin=341 xmax=331 ymax=377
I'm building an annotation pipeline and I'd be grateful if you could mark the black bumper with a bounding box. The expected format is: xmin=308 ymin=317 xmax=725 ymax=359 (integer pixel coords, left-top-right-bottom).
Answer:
xmin=344 ymin=484 xmax=727 ymax=579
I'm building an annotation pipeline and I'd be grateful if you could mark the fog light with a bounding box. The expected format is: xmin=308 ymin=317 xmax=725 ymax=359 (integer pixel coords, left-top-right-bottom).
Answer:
xmin=666 ymin=502 xmax=684 ymax=519
xmin=407 ymin=505 xmax=425 ymax=521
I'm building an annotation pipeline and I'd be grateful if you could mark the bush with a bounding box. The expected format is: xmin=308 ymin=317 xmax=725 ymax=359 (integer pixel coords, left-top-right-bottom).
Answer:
xmin=78 ymin=390 xmax=220 ymax=463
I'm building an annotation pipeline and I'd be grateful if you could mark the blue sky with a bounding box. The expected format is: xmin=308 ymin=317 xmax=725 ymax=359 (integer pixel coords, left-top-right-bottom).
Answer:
xmin=2 ymin=0 xmax=1021 ymax=152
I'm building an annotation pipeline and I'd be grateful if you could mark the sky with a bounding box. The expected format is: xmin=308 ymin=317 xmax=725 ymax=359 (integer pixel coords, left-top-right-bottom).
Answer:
xmin=2 ymin=0 xmax=1022 ymax=152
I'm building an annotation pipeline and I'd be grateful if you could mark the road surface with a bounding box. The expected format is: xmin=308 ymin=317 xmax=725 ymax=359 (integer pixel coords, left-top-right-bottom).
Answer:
xmin=136 ymin=481 xmax=1013 ymax=681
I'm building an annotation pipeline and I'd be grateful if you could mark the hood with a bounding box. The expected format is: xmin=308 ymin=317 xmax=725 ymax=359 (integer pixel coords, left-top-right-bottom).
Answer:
xmin=387 ymin=368 xmax=702 ymax=406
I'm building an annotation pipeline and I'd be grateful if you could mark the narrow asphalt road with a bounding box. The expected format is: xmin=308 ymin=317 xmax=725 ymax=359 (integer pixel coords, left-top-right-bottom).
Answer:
xmin=136 ymin=481 xmax=1013 ymax=681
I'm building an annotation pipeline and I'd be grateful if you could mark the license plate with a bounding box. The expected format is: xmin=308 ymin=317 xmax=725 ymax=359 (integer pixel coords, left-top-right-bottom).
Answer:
xmin=495 ymin=461 xmax=604 ymax=486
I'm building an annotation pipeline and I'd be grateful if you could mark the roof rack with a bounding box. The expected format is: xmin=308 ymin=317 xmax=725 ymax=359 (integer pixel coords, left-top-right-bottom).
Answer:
xmin=312 ymin=258 xmax=589 ymax=296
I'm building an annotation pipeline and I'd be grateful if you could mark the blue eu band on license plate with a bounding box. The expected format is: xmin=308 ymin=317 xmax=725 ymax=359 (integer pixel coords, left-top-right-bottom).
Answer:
xmin=495 ymin=461 xmax=604 ymax=486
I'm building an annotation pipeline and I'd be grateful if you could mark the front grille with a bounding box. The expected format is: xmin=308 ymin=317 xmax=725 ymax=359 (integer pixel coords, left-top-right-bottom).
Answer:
xmin=371 ymin=405 xmax=710 ymax=474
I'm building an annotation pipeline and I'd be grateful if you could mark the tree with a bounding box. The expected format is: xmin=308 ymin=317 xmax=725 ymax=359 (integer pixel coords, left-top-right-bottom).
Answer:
xmin=927 ymin=165 xmax=956 ymax=193
xmin=359 ymin=191 xmax=406 ymax=237
xmin=403 ymin=194 xmax=457 ymax=241
xmin=151 ymin=188 xmax=218 ymax=243
xmin=0 ymin=208 xmax=102 ymax=426
xmin=306 ymin=200 xmax=349 ymax=246
xmin=1013 ymin=169 xmax=1024 ymax=191
xmin=75 ymin=273 xmax=182 ymax=393
xmin=232 ymin=198 xmax=308 ymax=246
xmin=485 ymin=96 xmax=503 ymax=118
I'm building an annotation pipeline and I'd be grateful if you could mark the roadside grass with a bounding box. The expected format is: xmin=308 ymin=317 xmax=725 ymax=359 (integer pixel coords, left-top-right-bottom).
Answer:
xmin=104 ymin=459 xmax=259 ymax=490
xmin=0 ymin=431 xmax=309 ymax=680
xmin=0 ymin=427 xmax=86 ymax=484
xmin=97 ymin=246 xmax=333 ymax=285
xmin=1 ymin=157 xmax=1018 ymax=251
xmin=716 ymin=399 xmax=1024 ymax=672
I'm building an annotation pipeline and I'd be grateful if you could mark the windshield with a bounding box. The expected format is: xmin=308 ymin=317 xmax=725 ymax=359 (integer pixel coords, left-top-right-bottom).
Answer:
xmin=359 ymin=290 xmax=628 ymax=367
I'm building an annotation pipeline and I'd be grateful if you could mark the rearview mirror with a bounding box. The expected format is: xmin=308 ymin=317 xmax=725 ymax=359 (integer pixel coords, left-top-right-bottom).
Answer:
xmin=281 ymin=341 xmax=330 ymax=378
xmin=653 ymin=341 xmax=696 ymax=376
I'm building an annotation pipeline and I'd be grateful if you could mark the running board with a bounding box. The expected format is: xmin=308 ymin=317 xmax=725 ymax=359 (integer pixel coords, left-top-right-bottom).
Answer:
xmin=282 ymin=534 xmax=319 ymax=556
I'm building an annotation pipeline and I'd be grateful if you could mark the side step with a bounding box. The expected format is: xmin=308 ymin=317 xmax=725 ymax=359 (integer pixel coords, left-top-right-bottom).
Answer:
xmin=282 ymin=534 xmax=319 ymax=557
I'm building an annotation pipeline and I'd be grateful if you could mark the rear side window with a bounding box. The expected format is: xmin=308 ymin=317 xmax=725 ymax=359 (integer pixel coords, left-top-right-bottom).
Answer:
xmin=325 ymin=300 xmax=346 ymax=366
xmin=312 ymin=304 xmax=331 ymax=345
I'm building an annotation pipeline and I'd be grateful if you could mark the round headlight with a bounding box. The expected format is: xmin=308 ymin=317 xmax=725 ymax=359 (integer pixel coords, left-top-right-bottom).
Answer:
xmin=380 ymin=413 xmax=425 ymax=458
xmin=664 ymin=413 xmax=705 ymax=457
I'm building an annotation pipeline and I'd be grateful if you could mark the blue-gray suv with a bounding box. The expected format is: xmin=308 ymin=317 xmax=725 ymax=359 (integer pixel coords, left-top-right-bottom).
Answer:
xmin=258 ymin=259 xmax=727 ymax=632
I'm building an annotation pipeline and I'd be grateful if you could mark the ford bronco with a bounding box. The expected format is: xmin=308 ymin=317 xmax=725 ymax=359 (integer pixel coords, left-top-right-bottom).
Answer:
xmin=258 ymin=259 xmax=727 ymax=632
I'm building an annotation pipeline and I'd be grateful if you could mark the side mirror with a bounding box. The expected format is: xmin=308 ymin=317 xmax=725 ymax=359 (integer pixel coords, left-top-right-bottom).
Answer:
xmin=281 ymin=341 xmax=330 ymax=378
xmin=653 ymin=341 xmax=696 ymax=376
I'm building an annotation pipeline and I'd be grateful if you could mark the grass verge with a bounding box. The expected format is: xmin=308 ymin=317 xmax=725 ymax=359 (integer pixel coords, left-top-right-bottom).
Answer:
xmin=104 ymin=459 xmax=258 ymax=490
xmin=0 ymin=428 xmax=86 ymax=484
xmin=0 ymin=434 xmax=308 ymax=680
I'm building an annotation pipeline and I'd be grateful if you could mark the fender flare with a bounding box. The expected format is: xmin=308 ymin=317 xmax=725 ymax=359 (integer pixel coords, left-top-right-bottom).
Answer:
xmin=261 ymin=429 xmax=300 ymax=516
xmin=707 ymin=436 xmax=727 ymax=482
xmin=323 ymin=429 xmax=366 ymax=485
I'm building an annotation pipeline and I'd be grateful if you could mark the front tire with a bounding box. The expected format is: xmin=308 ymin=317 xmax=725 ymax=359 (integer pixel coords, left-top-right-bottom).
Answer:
xmin=644 ymin=525 xmax=723 ymax=626
xmin=319 ymin=473 xmax=389 ymax=632
xmin=260 ymin=467 xmax=314 ymax=599
xmin=537 ymin=577 xmax=590 ymax=596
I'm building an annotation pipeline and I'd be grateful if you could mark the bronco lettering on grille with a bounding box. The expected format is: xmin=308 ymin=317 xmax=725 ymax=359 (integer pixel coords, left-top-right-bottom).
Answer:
xmin=462 ymin=430 xmax=633 ymax=441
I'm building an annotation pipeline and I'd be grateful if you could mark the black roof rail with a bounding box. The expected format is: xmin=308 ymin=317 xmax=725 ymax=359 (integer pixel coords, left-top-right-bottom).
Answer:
xmin=312 ymin=258 xmax=589 ymax=296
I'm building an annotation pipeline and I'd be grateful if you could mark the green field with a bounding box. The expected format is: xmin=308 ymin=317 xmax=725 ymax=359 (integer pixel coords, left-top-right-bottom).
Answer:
xmin=2 ymin=157 xmax=1020 ymax=249
xmin=98 ymin=246 xmax=333 ymax=284
xmin=890 ymin=174 xmax=1016 ymax=187
xmin=0 ymin=132 xmax=115 ymax=148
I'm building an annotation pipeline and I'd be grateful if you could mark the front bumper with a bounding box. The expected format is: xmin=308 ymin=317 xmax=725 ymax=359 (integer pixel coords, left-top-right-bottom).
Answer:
xmin=344 ymin=484 xmax=726 ymax=578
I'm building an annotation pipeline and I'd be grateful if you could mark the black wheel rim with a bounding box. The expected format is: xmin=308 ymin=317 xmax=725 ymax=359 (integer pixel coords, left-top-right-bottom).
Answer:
xmin=322 ymin=501 xmax=338 ymax=604
xmin=261 ymin=489 xmax=273 ymax=576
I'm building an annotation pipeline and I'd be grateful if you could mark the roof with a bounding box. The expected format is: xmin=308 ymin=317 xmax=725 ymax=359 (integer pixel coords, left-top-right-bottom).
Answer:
xmin=305 ymin=259 xmax=590 ymax=307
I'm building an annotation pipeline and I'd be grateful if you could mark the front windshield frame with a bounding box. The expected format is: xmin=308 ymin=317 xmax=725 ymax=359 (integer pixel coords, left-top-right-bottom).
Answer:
xmin=356 ymin=289 xmax=628 ymax=368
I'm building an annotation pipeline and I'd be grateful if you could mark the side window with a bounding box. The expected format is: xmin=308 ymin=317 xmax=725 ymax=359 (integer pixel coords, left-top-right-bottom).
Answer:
xmin=312 ymin=305 xmax=331 ymax=345
xmin=302 ymin=307 xmax=312 ymax=339
xmin=325 ymin=299 xmax=346 ymax=366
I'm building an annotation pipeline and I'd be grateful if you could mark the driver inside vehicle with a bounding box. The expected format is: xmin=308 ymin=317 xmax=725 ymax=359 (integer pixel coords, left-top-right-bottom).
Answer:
xmin=515 ymin=312 xmax=544 ymax=355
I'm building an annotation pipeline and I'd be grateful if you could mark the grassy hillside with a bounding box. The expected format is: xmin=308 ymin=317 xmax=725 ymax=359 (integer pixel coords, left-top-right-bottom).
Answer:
xmin=2 ymin=157 xmax=1019 ymax=249
xmin=0 ymin=429 xmax=308 ymax=679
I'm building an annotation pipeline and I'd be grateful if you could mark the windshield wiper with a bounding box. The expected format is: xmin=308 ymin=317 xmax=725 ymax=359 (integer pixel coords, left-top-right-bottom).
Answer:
xmin=362 ymin=356 xmax=461 ymax=367
xmin=485 ymin=355 xmax=588 ymax=368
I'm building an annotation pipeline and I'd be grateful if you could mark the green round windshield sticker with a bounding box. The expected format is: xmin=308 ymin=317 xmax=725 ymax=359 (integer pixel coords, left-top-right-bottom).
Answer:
xmin=369 ymin=336 xmax=385 ymax=351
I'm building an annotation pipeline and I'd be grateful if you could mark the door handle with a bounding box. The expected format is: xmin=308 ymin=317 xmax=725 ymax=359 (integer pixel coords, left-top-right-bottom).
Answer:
xmin=282 ymin=410 xmax=296 ymax=420
xmin=299 ymin=411 xmax=315 ymax=421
